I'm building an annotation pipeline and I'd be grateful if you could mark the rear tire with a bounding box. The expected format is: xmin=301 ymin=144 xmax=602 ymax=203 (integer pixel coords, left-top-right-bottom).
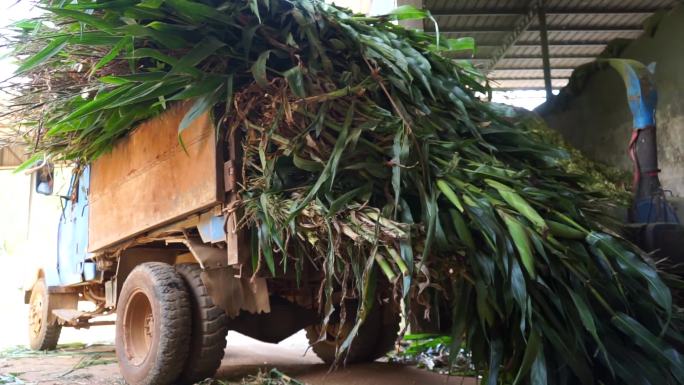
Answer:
xmin=175 ymin=264 xmax=229 ymax=384
xmin=28 ymin=278 xmax=62 ymax=350
xmin=115 ymin=262 xmax=191 ymax=385
xmin=305 ymin=299 xmax=399 ymax=364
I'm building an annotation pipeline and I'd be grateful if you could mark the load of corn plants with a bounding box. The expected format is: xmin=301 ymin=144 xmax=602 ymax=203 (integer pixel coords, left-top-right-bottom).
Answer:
xmin=5 ymin=0 xmax=684 ymax=384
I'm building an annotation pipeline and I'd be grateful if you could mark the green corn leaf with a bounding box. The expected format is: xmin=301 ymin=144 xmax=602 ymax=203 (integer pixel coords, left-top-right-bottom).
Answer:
xmin=486 ymin=338 xmax=503 ymax=385
xmin=59 ymin=84 xmax=134 ymax=122
xmin=612 ymin=312 xmax=684 ymax=382
xmin=385 ymin=4 xmax=428 ymax=21
xmin=284 ymin=65 xmax=306 ymax=98
xmin=445 ymin=37 xmax=475 ymax=52
xmin=448 ymin=208 xmax=475 ymax=250
xmin=164 ymin=0 xmax=235 ymax=24
xmin=501 ymin=211 xmax=536 ymax=279
xmin=252 ymin=50 xmax=272 ymax=88
xmin=385 ymin=246 xmax=409 ymax=276
xmin=13 ymin=153 xmax=44 ymax=174
xmin=327 ymin=184 xmax=370 ymax=215
xmin=46 ymin=7 xmax=117 ymax=33
xmin=105 ymin=78 xmax=188 ymax=109
xmin=172 ymin=37 xmax=226 ymax=71
xmin=292 ymin=152 xmax=324 ymax=172
xmin=168 ymin=76 xmax=225 ymax=101
xmin=178 ymin=82 xmax=225 ymax=134
xmin=67 ymin=0 xmax=139 ymax=9
xmin=249 ymin=0 xmax=262 ymax=23
xmin=15 ymin=35 xmax=69 ymax=74
xmin=588 ymin=232 xmax=672 ymax=317
xmin=436 ymin=179 xmax=464 ymax=212
xmin=139 ymin=0 xmax=164 ymax=8
xmin=89 ymin=37 xmax=130 ymax=76
xmin=530 ymin=347 xmax=547 ymax=385
xmin=487 ymin=179 xmax=547 ymax=232
xmin=547 ymin=220 xmax=586 ymax=239
xmin=258 ymin=221 xmax=276 ymax=276
xmin=512 ymin=330 xmax=541 ymax=385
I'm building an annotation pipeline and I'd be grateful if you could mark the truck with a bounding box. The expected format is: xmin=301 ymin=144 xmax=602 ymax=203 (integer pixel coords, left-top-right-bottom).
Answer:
xmin=24 ymin=104 xmax=400 ymax=385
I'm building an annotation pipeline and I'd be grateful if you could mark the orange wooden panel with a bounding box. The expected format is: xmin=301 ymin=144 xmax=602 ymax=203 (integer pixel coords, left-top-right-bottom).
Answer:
xmin=89 ymin=104 xmax=220 ymax=252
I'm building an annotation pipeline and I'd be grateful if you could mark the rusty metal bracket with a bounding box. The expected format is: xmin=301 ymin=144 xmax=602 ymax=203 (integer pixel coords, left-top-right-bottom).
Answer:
xmin=224 ymin=160 xmax=236 ymax=192
xmin=167 ymin=236 xmax=227 ymax=269
xmin=52 ymin=309 xmax=114 ymax=329
xmin=168 ymin=233 xmax=271 ymax=317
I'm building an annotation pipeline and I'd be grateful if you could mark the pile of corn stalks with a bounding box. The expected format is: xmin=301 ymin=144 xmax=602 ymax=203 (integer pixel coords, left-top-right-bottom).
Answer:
xmin=6 ymin=0 xmax=684 ymax=384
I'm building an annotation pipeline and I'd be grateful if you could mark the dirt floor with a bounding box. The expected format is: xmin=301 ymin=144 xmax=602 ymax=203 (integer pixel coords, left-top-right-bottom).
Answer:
xmin=0 ymin=331 xmax=477 ymax=385
xmin=0 ymin=258 xmax=476 ymax=385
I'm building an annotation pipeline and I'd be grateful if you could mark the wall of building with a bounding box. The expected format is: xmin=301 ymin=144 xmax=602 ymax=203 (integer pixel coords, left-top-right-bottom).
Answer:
xmin=538 ymin=6 xmax=684 ymax=198
xmin=0 ymin=167 xmax=71 ymax=289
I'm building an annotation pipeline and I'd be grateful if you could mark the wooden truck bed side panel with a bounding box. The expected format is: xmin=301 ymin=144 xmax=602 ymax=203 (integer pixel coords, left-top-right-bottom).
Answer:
xmin=88 ymin=104 xmax=221 ymax=252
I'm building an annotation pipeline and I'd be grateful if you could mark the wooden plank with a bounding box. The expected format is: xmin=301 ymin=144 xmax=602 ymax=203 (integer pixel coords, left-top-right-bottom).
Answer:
xmin=88 ymin=104 xmax=220 ymax=252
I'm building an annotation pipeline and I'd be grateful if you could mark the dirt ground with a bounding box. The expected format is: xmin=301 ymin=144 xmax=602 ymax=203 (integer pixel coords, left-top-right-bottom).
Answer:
xmin=0 ymin=331 xmax=477 ymax=385
xmin=0 ymin=246 xmax=477 ymax=385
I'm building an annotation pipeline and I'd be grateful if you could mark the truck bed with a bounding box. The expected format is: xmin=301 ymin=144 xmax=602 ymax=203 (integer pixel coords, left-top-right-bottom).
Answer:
xmin=88 ymin=104 xmax=222 ymax=252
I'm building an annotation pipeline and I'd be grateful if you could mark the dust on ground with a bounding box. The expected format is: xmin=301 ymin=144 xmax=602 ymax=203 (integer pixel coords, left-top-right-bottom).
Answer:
xmin=0 ymin=331 xmax=477 ymax=385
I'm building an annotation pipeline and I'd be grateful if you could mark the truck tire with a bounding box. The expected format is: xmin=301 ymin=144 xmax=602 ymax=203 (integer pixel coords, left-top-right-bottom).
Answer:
xmin=28 ymin=278 xmax=62 ymax=350
xmin=115 ymin=262 xmax=191 ymax=385
xmin=305 ymin=299 xmax=399 ymax=364
xmin=175 ymin=264 xmax=228 ymax=384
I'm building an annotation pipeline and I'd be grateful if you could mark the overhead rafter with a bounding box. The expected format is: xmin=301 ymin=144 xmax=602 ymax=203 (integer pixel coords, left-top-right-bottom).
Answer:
xmin=488 ymin=67 xmax=577 ymax=71
xmin=432 ymin=25 xmax=644 ymax=34
xmin=489 ymin=76 xmax=571 ymax=80
xmin=421 ymin=0 xmax=676 ymax=89
xmin=473 ymin=43 xmax=610 ymax=50
xmin=489 ymin=41 xmax=613 ymax=47
xmin=481 ymin=0 xmax=545 ymax=72
xmin=471 ymin=54 xmax=596 ymax=59
xmin=430 ymin=7 xmax=663 ymax=17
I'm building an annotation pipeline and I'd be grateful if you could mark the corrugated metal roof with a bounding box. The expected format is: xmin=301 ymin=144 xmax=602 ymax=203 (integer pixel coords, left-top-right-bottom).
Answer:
xmin=423 ymin=0 xmax=677 ymax=89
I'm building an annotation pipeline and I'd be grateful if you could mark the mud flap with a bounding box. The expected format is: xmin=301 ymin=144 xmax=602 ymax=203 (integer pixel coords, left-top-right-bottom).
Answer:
xmin=200 ymin=268 xmax=270 ymax=317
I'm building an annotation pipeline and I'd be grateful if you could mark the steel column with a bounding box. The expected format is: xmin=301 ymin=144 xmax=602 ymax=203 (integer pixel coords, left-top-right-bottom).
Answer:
xmin=538 ymin=6 xmax=553 ymax=99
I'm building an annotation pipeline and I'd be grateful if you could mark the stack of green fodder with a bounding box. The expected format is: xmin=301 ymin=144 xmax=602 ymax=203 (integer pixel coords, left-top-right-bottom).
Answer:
xmin=7 ymin=0 xmax=684 ymax=383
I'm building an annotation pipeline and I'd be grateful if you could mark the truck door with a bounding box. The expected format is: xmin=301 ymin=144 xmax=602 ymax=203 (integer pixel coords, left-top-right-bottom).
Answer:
xmin=57 ymin=167 xmax=95 ymax=285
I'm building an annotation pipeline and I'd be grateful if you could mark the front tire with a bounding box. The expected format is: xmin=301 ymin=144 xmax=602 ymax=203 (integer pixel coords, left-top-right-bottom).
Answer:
xmin=115 ymin=262 xmax=191 ymax=385
xmin=175 ymin=264 xmax=229 ymax=384
xmin=28 ymin=278 xmax=62 ymax=350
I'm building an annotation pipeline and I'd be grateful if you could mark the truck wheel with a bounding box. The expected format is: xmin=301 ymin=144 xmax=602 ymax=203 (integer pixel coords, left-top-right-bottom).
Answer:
xmin=28 ymin=278 xmax=62 ymax=350
xmin=175 ymin=264 xmax=228 ymax=384
xmin=305 ymin=299 xmax=399 ymax=364
xmin=115 ymin=262 xmax=191 ymax=385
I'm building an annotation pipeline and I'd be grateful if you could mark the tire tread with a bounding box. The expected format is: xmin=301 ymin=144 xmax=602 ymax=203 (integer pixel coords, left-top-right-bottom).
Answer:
xmin=175 ymin=263 xmax=228 ymax=384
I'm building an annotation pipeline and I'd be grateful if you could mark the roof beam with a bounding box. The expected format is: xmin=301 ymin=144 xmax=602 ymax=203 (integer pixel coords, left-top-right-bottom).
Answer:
xmin=480 ymin=42 xmax=610 ymax=47
xmin=489 ymin=67 xmax=577 ymax=71
xmin=430 ymin=7 xmax=665 ymax=17
xmin=485 ymin=0 xmax=546 ymax=72
xmin=471 ymin=54 xmax=596 ymax=59
xmin=489 ymin=76 xmax=571 ymax=80
xmin=492 ymin=87 xmax=566 ymax=91
xmin=432 ymin=25 xmax=644 ymax=33
xmin=537 ymin=6 xmax=553 ymax=99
